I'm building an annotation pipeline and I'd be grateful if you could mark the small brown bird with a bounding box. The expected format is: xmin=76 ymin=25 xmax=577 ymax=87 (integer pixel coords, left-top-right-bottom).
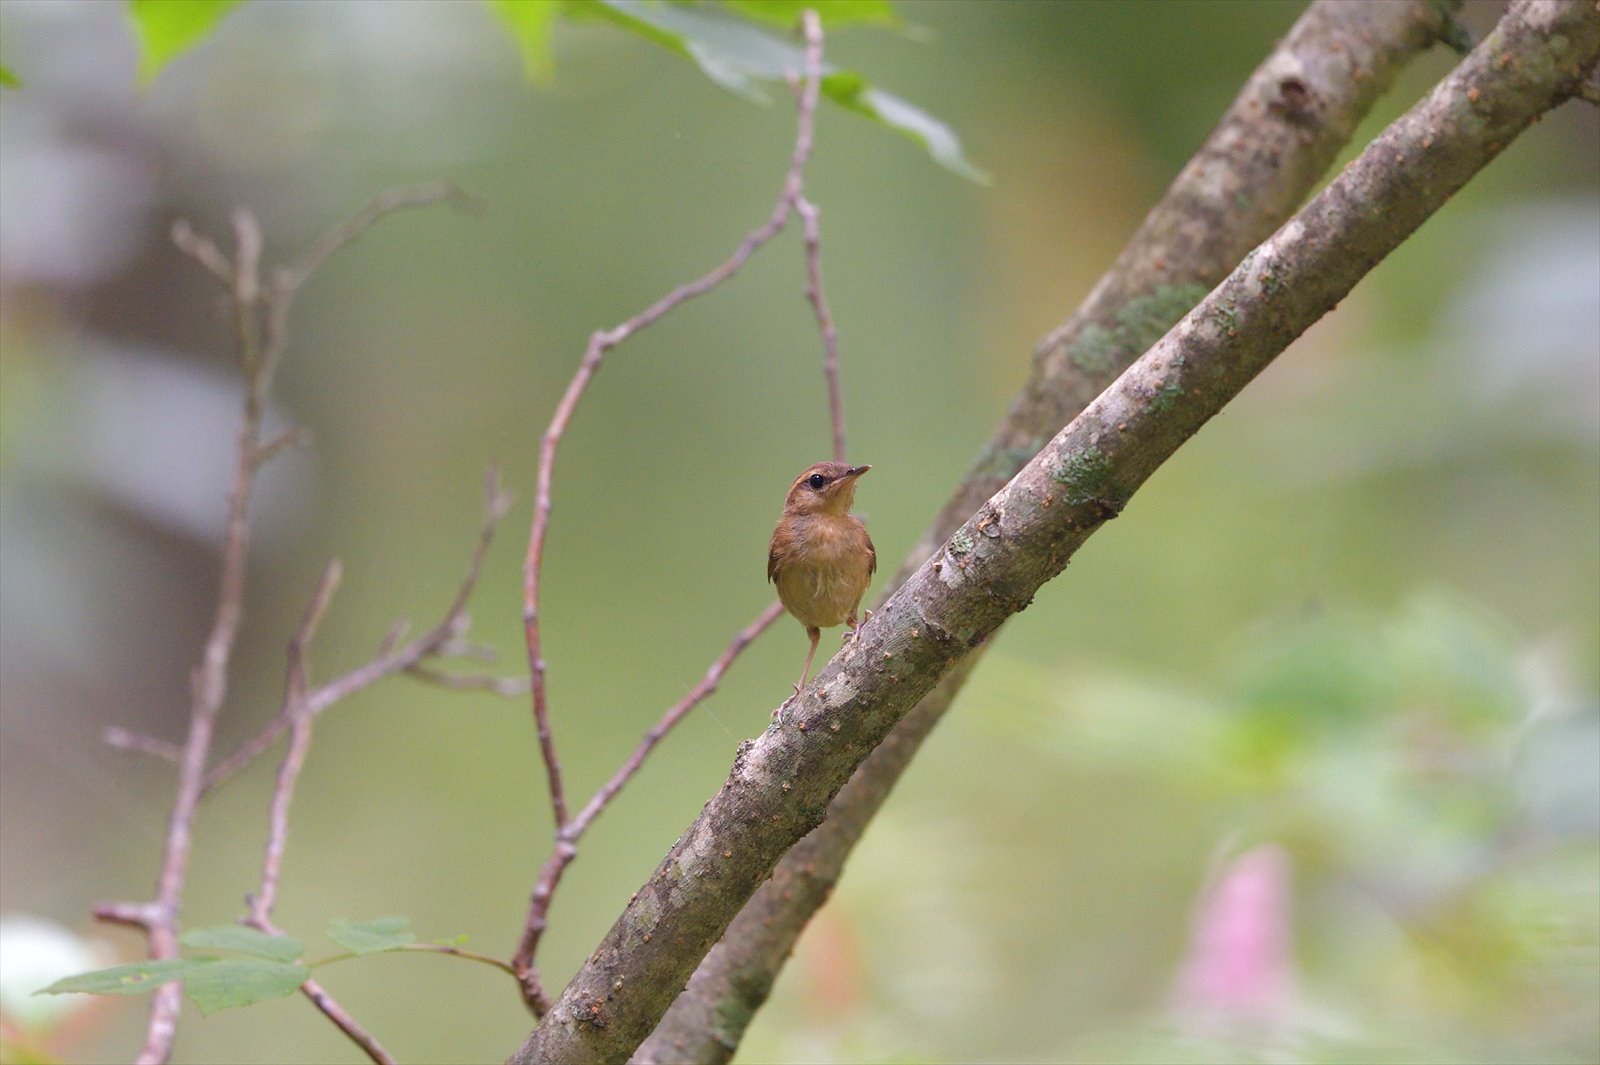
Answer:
xmin=768 ymin=462 xmax=876 ymax=708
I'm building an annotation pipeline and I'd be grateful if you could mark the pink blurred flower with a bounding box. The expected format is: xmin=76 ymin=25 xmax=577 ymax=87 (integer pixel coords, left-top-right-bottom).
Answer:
xmin=1173 ymin=843 xmax=1297 ymax=1032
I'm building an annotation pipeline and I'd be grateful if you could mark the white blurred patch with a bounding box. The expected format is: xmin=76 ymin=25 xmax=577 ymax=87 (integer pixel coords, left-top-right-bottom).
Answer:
xmin=15 ymin=339 xmax=312 ymax=544
xmin=1453 ymin=201 xmax=1600 ymax=433
xmin=0 ymin=914 xmax=112 ymax=1032
xmin=0 ymin=135 xmax=158 ymax=287
xmin=0 ymin=1 xmax=155 ymax=288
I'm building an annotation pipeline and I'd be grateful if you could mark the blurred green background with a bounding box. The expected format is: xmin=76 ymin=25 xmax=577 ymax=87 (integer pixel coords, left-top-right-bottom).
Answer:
xmin=1 ymin=1 xmax=1595 ymax=1062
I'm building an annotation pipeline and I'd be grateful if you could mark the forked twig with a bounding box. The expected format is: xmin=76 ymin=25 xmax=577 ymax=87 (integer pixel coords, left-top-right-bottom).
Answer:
xmin=201 ymin=468 xmax=514 ymax=794
xmin=510 ymin=600 xmax=785 ymax=1011
xmin=511 ymin=9 xmax=840 ymax=1014
xmin=92 ymin=185 xmax=469 ymax=1065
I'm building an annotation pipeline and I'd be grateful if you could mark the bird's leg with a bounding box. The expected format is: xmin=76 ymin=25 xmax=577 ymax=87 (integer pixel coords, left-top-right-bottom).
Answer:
xmin=795 ymin=627 xmax=821 ymax=693
xmin=776 ymin=627 xmax=822 ymax=722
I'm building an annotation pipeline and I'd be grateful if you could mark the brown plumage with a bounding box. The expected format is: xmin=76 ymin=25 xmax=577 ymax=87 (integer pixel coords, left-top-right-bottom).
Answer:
xmin=768 ymin=462 xmax=876 ymax=707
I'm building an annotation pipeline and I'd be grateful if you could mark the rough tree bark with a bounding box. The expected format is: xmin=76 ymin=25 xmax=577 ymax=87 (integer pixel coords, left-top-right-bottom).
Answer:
xmin=638 ymin=1 xmax=1457 ymax=1055
xmin=514 ymin=2 xmax=1600 ymax=1061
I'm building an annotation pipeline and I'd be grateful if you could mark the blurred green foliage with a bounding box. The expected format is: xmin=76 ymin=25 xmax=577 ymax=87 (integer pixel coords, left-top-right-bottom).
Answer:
xmin=0 ymin=1 xmax=1594 ymax=1063
xmin=127 ymin=0 xmax=242 ymax=84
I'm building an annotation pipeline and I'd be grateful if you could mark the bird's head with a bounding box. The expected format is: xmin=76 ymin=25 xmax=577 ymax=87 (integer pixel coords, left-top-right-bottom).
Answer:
xmin=783 ymin=462 xmax=871 ymax=516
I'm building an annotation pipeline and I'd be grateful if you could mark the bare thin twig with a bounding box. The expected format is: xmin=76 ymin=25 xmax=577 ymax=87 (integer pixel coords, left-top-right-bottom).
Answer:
xmin=511 ymin=600 xmax=785 ymax=1012
xmin=247 ymin=559 xmax=342 ymax=926
xmin=796 ymin=195 xmax=846 ymax=463
xmin=128 ymin=208 xmax=275 ymax=1065
xmin=96 ymin=186 xmax=468 ymax=1065
xmin=511 ymin=9 xmax=831 ymax=1014
xmin=102 ymin=728 xmax=182 ymax=762
xmin=281 ymin=181 xmax=478 ymax=292
xmin=437 ymin=638 xmax=503 ymax=663
xmin=229 ymin=559 xmax=397 ymax=1065
xmin=202 ymin=467 xmax=515 ymax=794
xmin=294 ymin=974 xmax=394 ymax=1065
xmin=252 ymin=426 xmax=312 ymax=468
xmin=169 ymin=220 xmax=231 ymax=283
xmin=406 ymin=663 xmax=532 ymax=696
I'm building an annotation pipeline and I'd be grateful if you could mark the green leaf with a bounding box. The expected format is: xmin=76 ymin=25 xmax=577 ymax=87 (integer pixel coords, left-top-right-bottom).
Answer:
xmin=822 ymin=72 xmax=988 ymax=184
xmin=488 ymin=0 xmax=561 ymax=82
xmin=585 ymin=0 xmax=983 ymax=180
xmin=179 ymin=925 xmax=304 ymax=963
xmin=181 ymin=958 xmax=309 ymax=1015
xmin=721 ymin=0 xmax=898 ymax=29
xmin=127 ymin=0 xmax=243 ymax=85
xmin=35 ymin=959 xmax=211 ymax=997
xmin=327 ymin=916 xmax=416 ymax=956
xmin=0 ymin=65 xmax=19 ymax=89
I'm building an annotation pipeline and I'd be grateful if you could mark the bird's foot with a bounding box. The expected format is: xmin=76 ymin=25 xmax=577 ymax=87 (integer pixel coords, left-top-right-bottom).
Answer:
xmin=774 ymin=689 xmax=801 ymax=724
xmin=843 ymin=610 xmax=873 ymax=643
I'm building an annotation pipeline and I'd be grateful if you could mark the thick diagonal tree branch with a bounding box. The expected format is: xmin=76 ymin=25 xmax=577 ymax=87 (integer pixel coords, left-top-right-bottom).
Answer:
xmin=515 ymin=2 xmax=1600 ymax=1060
xmin=638 ymin=0 xmax=1460 ymax=1058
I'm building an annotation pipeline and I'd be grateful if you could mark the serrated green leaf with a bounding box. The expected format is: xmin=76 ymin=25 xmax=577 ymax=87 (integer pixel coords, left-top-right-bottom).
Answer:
xmin=127 ymin=0 xmax=243 ymax=85
xmin=180 ymin=925 xmax=303 ymax=963
xmin=488 ymin=0 xmax=561 ymax=82
xmin=722 ymin=0 xmax=898 ymax=29
xmin=35 ymin=959 xmax=211 ymax=997
xmin=181 ymin=958 xmax=308 ymax=1015
xmin=0 ymin=65 xmax=19 ymax=89
xmin=327 ymin=916 xmax=416 ymax=956
xmin=587 ymin=0 xmax=982 ymax=180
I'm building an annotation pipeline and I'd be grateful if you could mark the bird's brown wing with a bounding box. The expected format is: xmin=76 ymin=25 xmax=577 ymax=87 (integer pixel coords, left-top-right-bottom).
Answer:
xmin=867 ymin=532 xmax=877 ymax=579
xmin=767 ymin=522 xmax=792 ymax=584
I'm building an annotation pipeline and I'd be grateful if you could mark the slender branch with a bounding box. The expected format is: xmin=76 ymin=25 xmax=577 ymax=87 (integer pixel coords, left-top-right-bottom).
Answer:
xmin=233 ymin=555 xmax=413 ymax=1065
xmin=201 ymin=467 xmax=514 ymax=794
xmin=312 ymin=943 xmax=522 ymax=979
xmin=280 ymin=181 xmax=477 ymax=293
xmin=169 ymin=220 xmax=231 ymax=283
xmin=129 ymin=210 xmax=273 ymax=1065
xmin=510 ymin=9 xmax=829 ymax=1008
xmin=520 ymin=12 xmax=826 ymax=835
xmin=247 ymin=559 xmax=342 ymax=927
xmin=294 ymin=974 xmax=394 ymax=1065
xmin=406 ymin=663 xmax=532 ymax=696
xmin=511 ymin=601 xmax=786 ymax=1012
xmin=252 ymin=426 xmax=313 ymax=468
xmin=569 ymin=602 xmax=788 ymax=843
xmin=795 ymin=194 xmax=846 ymax=462
xmin=437 ymin=638 xmax=503 ymax=663
xmin=638 ymin=1 xmax=1471 ymax=1058
xmin=93 ymin=187 xmax=466 ymax=1065
xmin=517 ymin=3 xmax=1600 ymax=1060
xmin=102 ymin=728 xmax=182 ymax=762
xmin=92 ymin=901 xmax=161 ymax=929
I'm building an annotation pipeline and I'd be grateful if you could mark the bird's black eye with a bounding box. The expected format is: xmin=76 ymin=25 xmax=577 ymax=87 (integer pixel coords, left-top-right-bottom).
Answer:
xmin=806 ymin=473 xmax=827 ymax=490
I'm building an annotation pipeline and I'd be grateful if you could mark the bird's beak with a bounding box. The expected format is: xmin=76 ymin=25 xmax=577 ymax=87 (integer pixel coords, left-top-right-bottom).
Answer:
xmin=843 ymin=465 xmax=872 ymax=479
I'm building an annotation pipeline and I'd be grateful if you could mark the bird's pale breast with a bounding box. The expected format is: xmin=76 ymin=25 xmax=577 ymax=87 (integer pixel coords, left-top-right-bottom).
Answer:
xmin=771 ymin=514 xmax=874 ymax=630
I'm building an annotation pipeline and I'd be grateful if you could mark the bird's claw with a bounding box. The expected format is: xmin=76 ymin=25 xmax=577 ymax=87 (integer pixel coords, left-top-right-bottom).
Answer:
xmin=774 ymin=691 xmax=800 ymax=724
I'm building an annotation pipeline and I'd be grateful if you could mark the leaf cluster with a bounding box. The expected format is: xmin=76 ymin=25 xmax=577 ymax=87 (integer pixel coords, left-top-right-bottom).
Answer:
xmin=37 ymin=917 xmax=419 ymax=1015
xmin=103 ymin=0 xmax=983 ymax=180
